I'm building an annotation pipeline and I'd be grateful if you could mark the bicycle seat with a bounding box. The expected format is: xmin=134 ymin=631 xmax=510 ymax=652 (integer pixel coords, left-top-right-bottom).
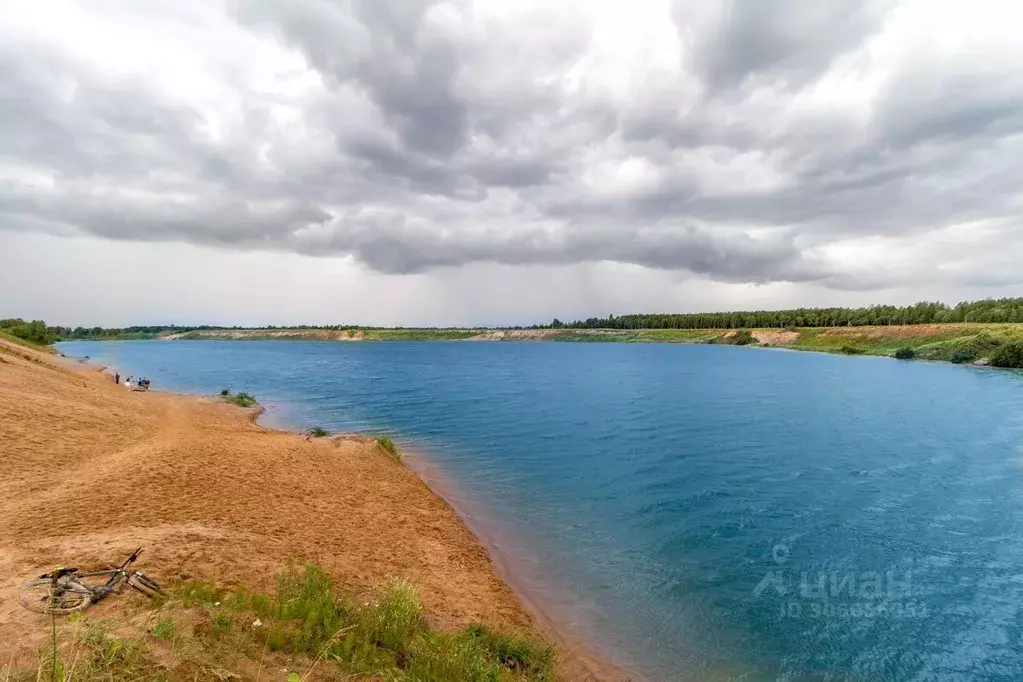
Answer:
xmin=40 ymin=567 xmax=77 ymax=579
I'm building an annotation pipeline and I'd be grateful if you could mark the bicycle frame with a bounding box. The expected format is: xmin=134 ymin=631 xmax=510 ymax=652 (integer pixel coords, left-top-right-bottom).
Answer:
xmin=60 ymin=548 xmax=143 ymax=601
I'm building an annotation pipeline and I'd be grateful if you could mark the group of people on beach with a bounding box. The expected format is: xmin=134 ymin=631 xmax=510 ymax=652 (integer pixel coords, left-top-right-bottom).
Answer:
xmin=113 ymin=372 xmax=150 ymax=391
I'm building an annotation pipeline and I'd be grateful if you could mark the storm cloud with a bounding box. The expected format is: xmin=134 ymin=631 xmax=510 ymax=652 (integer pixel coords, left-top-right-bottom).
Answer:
xmin=3 ymin=0 xmax=1023 ymax=290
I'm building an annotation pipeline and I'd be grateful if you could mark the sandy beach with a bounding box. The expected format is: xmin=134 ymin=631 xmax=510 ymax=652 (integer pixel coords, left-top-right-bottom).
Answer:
xmin=0 ymin=337 xmax=633 ymax=680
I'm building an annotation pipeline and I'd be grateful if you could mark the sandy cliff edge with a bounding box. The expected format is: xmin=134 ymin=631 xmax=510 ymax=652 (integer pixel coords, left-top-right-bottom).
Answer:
xmin=0 ymin=338 xmax=635 ymax=681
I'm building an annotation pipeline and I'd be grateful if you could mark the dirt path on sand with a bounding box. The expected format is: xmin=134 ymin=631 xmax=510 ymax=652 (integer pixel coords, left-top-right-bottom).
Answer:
xmin=0 ymin=339 xmax=632 ymax=680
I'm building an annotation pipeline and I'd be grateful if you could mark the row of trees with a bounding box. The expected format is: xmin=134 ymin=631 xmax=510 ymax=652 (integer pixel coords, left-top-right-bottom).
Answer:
xmin=0 ymin=318 xmax=62 ymax=345
xmin=542 ymin=298 xmax=1023 ymax=331
xmin=5 ymin=298 xmax=1023 ymax=344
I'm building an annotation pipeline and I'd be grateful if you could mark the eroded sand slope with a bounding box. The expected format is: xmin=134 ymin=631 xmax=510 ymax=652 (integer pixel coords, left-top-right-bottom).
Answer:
xmin=0 ymin=339 xmax=531 ymax=661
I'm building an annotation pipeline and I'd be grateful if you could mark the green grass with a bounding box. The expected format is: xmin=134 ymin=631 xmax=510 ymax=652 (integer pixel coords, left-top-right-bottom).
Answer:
xmin=21 ymin=566 xmax=554 ymax=681
xmin=308 ymin=426 xmax=331 ymax=438
xmin=188 ymin=565 xmax=554 ymax=681
xmin=220 ymin=390 xmax=257 ymax=408
xmin=363 ymin=329 xmax=479 ymax=341
xmin=151 ymin=617 xmax=176 ymax=641
xmin=376 ymin=436 xmax=401 ymax=463
xmin=771 ymin=324 xmax=1023 ymax=363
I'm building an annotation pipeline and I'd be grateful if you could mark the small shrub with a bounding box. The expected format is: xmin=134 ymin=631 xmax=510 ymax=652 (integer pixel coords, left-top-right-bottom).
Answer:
xmin=894 ymin=347 xmax=917 ymax=360
xmin=308 ymin=426 xmax=331 ymax=438
xmin=840 ymin=345 xmax=865 ymax=355
xmin=991 ymin=341 xmax=1023 ymax=368
xmin=376 ymin=436 xmax=401 ymax=462
xmin=220 ymin=388 xmax=231 ymax=397
xmin=733 ymin=330 xmax=755 ymax=345
xmin=949 ymin=350 xmax=974 ymax=364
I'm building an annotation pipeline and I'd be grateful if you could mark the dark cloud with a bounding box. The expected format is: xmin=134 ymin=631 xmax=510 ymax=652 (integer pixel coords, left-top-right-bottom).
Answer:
xmin=684 ymin=1 xmax=892 ymax=91
xmin=2 ymin=0 xmax=1023 ymax=290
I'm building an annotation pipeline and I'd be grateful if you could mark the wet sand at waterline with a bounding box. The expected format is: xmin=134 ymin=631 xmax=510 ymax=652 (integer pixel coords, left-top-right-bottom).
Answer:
xmin=0 ymin=338 xmax=633 ymax=680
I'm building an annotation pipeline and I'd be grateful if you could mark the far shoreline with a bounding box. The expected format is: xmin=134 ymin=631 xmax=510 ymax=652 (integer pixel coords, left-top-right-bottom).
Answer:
xmin=59 ymin=321 xmax=1023 ymax=371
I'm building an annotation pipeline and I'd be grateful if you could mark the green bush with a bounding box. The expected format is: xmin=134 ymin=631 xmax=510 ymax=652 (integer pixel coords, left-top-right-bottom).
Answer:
xmin=308 ymin=426 xmax=331 ymax=438
xmin=949 ymin=350 xmax=974 ymax=364
xmin=916 ymin=333 xmax=1002 ymax=364
xmin=894 ymin=347 xmax=917 ymax=360
xmin=220 ymin=388 xmax=231 ymax=397
xmin=991 ymin=341 xmax=1023 ymax=368
xmin=728 ymin=330 xmax=757 ymax=346
xmin=376 ymin=436 xmax=401 ymax=462
xmin=840 ymin=345 xmax=865 ymax=355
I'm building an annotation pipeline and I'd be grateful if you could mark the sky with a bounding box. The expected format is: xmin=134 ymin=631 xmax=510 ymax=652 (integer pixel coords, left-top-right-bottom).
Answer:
xmin=2 ymin=0 xmax=1022 ymax=327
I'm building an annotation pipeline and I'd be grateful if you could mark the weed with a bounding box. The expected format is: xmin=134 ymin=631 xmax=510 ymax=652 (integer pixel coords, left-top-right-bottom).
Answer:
xmin=376 ymin=436 xmax=401 ymax=463
xmin=894 ymin=347 xmax=917 ymax=360
xmin=839 ymin=345 xmax=865 ymax=355
xmin=308 ymin=427 xmax=330 ymax=438
xmin=212 ymin=611 xmax=233 ymax=635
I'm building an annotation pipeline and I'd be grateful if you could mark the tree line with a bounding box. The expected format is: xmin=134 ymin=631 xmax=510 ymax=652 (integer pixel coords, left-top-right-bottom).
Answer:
xmin=3 ymin=298 xmax=1023 ymax=346
xmin=541 ymin=298 xmax=1023 ymax=331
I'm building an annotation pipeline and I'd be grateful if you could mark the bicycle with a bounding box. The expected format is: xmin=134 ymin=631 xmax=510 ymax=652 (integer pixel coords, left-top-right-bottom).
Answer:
xmin=19 ymin=547 xmax=167 ymax=615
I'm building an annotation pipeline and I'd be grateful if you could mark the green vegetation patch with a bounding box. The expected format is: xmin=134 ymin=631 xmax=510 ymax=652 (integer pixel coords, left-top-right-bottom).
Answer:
xmin=199 ymin=565 xmax=554 ymax=681
xmin=376 ymin=436 xmax=401 ymax=463
xmin=915 ymin=333 xmax=1003 ymax=364
xmin=0 ymin=319 xmax=56 ymax=346
xmin=894 ymin=347 xmax=917 ymax=360
xmin=21 ymin=566 xmax=554 ymax=682
xmin=220 ymin=390 xmax=257 ymax=408
xmin=991 ymin=341 xmax=1023 ymax=368
xmin=308 ymin=426 xmax=331 ymax=438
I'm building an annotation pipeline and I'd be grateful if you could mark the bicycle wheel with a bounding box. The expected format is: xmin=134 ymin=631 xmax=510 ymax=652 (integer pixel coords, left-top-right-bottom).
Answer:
xmin=19 ymin=579 xmax=92 ymax=615
xmin=128 ymin=572 xmax=167 ymax=599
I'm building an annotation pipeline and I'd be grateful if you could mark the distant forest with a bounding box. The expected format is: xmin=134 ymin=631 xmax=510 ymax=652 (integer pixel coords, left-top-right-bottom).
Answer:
xmin=2 ymin=297 xmax=1023 ymax=344
xmin=543 ymin=297 xmax=1023 ymax=331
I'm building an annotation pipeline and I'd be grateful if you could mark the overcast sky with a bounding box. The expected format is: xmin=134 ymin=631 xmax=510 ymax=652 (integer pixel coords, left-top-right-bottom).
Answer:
xmin=2 ymin=0 xmax=1022 ymax=327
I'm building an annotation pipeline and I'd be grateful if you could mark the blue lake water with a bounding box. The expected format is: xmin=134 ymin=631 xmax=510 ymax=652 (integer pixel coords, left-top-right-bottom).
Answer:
xmin=58 ymin=340 xmax=1023 ymax=681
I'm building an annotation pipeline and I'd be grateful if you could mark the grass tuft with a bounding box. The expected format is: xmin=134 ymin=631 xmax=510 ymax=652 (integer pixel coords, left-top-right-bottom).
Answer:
xmin=151 ymin=617 xmax=175 ymax=640
xmin=376 ymin=436 xmax=401 ymax=463
xmin=308 ymin=427 xmax=331 ymax=438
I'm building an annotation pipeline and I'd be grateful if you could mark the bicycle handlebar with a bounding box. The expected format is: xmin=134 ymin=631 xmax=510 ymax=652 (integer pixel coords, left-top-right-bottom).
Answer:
xmin=119 ymin=547 xmax=143 ymax=570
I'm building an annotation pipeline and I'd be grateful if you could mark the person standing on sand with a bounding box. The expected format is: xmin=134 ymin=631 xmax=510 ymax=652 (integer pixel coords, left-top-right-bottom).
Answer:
xmin=115 ymin=372 xmax=120 ymax=384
